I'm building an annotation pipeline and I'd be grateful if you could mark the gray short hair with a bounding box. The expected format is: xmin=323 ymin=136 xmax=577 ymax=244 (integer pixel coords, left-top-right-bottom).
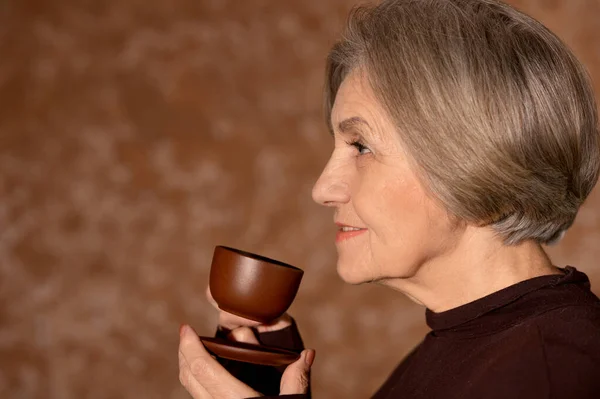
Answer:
xmin=325 ymin=0 xmax=600 ymax=245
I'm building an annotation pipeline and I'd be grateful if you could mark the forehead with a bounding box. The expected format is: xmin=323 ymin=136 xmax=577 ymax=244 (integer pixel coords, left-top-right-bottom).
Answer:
xmin=331 ymin=70 xmax=372 ymax=120
xmin=331 ymin=69 xmax=393 ymax=136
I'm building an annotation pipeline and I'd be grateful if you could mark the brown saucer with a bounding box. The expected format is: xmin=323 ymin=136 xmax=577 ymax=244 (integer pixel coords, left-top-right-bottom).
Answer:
xmin=199 ymin=336 xmax=301 ymax=367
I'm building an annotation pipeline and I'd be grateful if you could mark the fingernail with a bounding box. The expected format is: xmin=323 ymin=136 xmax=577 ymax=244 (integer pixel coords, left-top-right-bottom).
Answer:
xmin=179 ymin=324 xmax=187 ymax=337
xmin=304 ymin=349 xmax=315 ymax=367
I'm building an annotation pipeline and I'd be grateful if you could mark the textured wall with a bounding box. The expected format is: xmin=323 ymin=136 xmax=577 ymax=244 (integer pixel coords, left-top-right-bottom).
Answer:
xmin=1 ymin=1 xmax=599 ymax=398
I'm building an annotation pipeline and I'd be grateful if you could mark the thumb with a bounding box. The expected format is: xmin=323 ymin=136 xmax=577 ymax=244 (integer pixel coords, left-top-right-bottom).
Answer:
xmin=227 ymin=327 xmax=260 ymax=345
xmin=280 ymin=349 xmax=315 ymax=395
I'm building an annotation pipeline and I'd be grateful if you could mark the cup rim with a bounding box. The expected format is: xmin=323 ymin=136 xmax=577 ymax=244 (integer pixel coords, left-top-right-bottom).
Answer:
xmin=216 ymin=245 xmax=304 ymax=273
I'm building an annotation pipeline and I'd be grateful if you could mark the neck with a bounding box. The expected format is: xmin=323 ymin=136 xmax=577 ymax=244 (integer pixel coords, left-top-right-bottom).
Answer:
xmin=384 ymin=226 xmax=562 ymax=312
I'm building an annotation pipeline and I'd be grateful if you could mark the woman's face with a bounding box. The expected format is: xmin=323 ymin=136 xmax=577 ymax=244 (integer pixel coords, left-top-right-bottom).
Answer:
xmin=312 ymin=69 xmax=462 ymax=285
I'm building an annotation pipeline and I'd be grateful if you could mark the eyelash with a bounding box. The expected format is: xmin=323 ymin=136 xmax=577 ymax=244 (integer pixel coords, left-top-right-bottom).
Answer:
xmin=348 ymin=140 xmax=371 ymax=155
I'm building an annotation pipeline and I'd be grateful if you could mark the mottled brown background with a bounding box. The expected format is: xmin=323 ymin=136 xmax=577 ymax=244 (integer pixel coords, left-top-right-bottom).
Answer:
xmin=1 ymin=0 xmax=599 ymax=398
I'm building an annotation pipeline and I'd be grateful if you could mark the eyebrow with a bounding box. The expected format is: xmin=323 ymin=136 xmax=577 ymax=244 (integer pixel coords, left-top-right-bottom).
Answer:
xmin=333 ymin=116 xmax=372 ymax=136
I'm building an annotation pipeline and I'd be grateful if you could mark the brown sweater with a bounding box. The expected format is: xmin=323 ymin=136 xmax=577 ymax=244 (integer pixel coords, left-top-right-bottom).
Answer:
xmin=220 ymin=266 xmax=600 ymax=398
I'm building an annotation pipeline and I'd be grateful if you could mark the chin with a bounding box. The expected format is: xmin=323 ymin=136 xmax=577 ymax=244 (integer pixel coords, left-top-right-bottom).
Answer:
xmin=336 ymin=260 xmax=372 ymax=285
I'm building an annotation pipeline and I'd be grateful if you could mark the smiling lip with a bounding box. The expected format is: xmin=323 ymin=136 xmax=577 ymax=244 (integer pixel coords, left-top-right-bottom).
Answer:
xmin=335 ymin=223 xmax=367 ymax=242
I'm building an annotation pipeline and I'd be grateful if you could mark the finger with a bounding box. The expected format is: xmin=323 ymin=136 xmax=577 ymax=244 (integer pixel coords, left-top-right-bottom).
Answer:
xmin=227 ymin=327 xmax=260 ymax=345
xmin=178 ymin=353 xmax=210 ymax=399
xmin=280 ymin=349 xmax=315 ymax=395
xmin=218 ymin=311 xmax=263 ymax=330
xmin=179 ymin=324 xmax=230 ymax=397
xmin=206 ymin=287 xmax=260 ymax=330
xmin=255 ymin=314 xmax=293 ymax=333
xmin=205 ymin=286 xmax=218 ymax=309
xmin=178 ymin=327 xmax=211 ymax=398
xmin=219 ymin=311 xmax=293 ymax=332
xmin=208 ymin=285 xmax=292 ymax=332
xmin=178 ymin=324 xmax=260 ymax=398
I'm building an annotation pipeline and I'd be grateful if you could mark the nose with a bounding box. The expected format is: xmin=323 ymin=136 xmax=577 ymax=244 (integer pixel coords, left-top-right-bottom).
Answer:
xmin=312 ymin=153 xmax=351 ymax=207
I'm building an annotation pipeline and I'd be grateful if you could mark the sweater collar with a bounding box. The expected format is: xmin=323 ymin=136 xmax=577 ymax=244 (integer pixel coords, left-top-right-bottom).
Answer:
xmin=425 ymin=266 xmax=591 ymax=337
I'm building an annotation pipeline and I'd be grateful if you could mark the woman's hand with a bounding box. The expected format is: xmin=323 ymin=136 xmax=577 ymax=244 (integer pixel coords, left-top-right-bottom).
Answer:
xmin=178 ymin=324 xmax=315 ymax=398
xmin=206 ymin=287 xmax=293 ymax=338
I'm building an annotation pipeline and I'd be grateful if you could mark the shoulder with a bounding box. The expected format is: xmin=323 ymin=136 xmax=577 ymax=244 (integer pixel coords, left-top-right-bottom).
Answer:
xmin=532 ymin=303 xmax=600 ymax=373
xmin=530 ymin=301 xmax=600 ymax=356
xmin=480 ymin=303 xmax=600 ymax=398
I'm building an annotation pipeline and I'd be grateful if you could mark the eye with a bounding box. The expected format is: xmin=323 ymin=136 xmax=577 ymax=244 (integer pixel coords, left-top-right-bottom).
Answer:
xmin=348 ymin=140 xmax=372 ymax=155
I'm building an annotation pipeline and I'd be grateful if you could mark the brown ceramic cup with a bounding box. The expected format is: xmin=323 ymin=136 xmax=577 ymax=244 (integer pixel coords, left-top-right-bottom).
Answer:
xmin=209 ymin=246 xmax=304 ymax=323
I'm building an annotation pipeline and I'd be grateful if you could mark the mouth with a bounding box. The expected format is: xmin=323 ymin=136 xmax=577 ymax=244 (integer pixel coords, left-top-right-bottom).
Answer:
xmin=335 ymin=223 xmax=367 ymax=242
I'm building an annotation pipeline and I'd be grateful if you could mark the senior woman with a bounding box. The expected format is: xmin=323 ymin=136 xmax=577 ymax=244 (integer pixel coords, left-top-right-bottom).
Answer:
xmin=177 ymin=0 xmax=600 ymax=397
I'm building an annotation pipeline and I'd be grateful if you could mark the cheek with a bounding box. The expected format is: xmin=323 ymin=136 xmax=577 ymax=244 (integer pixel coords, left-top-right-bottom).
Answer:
xmin=355 ymin=173 xmax=439 ymax=272
xmin=375 ymin=190 xmax=429 ymax=251
xmin=374 ymin=185 xmax=458 ymax=261
xmin=355 ymin=173 xmax=425 ymax=239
